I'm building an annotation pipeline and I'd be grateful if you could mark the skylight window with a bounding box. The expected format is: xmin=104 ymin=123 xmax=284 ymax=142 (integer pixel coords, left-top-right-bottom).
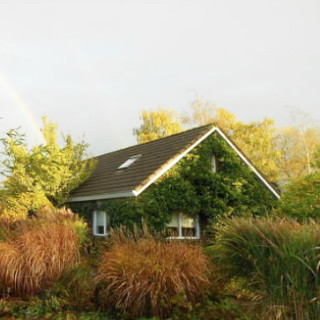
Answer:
xmin=118 ymin=155 xmax=141 ymax=169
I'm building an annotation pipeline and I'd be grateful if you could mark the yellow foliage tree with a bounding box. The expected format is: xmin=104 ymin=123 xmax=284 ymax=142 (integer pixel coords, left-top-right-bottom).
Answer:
xmin=277 ymin=126 xmax=320 ymax=183
xmin=184 ymin=98 xmax=281 ymax=182
xmin=0 ymin=117 xmax=95 ymax=221
xmin=133 ymin=107 xmax=182 ymax=143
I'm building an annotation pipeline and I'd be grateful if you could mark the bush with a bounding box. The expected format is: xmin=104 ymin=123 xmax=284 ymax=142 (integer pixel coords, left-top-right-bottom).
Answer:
xmin=281 ymin=171 xmax=320 ymax=221
xmin=210 ymin=216 xmax=320 ymax=320
xmin=0 ymin=207 xmax=87 ymax=296
xmin=55 ymin=259 xmax=95 ymax=309
xmin=94 ymin=228 xmax=210 ymax=319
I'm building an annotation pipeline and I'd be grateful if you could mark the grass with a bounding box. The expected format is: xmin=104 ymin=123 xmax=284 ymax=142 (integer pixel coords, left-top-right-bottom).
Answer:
xmin=0 ymin=208 xmax=318 ymax=320
xmin=94 ymin=227 xmax=211 ymax=319
xmin=0 ymin=207 xmax=87 ymax=296
xmin=210 ymin=216 xmax=320 ymax=320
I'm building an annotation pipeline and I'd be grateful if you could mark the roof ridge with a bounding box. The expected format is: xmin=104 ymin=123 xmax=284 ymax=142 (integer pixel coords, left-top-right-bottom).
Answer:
xmin=95 ymin=123 xmax=215 ymax=158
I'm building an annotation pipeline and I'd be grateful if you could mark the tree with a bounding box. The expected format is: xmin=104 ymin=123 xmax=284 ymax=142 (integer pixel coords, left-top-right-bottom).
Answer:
xmin=182 ymin=98 xmax=216 ymax=127
xmin=281 ymin=151 xmax=320 ymax=220
xmin=276 ymin=110 xmax=320 ymax=183
xmin=0 ymin=117 xmax=95 ymax=221
xmin=233 ymin=119 xmax=282 ymax=183
xmin=133 ymin=107 xmax=182 ymax=143
xmin=183 ymin=98 xmax=281 ymax=183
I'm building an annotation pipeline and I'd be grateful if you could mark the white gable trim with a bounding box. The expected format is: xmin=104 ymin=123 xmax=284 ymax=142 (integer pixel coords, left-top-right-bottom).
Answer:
xmin=214 ymin=128 xmax=280 ymax=199
xmin=133 ymin=127 xmax=217 ymax=196
xmin=134 ymin=127 xmax=280 ymax=199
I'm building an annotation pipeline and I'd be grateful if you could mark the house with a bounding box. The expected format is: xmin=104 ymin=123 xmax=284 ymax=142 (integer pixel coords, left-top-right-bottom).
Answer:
xmin=68 ymin=124 xmax=280 ymax=238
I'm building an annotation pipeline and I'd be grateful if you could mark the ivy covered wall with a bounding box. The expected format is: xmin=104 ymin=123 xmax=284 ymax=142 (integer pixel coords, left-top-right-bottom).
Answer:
xmin=69 ymin=132 xmax=278 ymax=233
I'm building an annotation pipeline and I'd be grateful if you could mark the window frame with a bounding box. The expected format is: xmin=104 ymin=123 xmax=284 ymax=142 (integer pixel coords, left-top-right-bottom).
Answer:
xmin=118 ymin=154 xmax=141 ymax=170
xmin=167 ymin=213 xmax=200 ymax=240
xmin=93 ymin=210 xmax=109 ymax=236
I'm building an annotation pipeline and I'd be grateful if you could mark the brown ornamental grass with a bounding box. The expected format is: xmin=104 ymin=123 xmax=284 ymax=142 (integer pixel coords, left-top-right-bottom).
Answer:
xmin=95 ymin=228 xmax=210 ymax=319
xmin=0 ymin=207 xmax=84 ymax=295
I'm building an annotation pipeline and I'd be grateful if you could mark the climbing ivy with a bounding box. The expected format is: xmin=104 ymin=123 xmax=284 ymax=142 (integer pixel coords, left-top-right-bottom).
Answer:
xmin=69 ymin=132 xmax=278 ymax=232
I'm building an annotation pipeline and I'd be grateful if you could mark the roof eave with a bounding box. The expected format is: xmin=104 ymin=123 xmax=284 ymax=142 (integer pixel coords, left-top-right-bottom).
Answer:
xmin=68 ymin=190 xmax=135 ymax=202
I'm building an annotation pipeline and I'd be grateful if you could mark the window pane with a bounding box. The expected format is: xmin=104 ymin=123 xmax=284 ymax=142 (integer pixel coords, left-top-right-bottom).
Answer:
xmin=180 ymin=214 xmax=195 ymax=228
xmin=95 ymin=211 xmax=106 ymax=235
xmin=96 ymin=211 xmax=105 ymax=226
xmin=181 ymin=214 xmax=197 ymax=237
xmin=182 ymin=227 xmax=196 ymax=237
xmin=118 ymin=155 xmax=141 ymax=169
xmin=97 ymin=225 xmax=105 ymax=235
xmin=167 ymin=213 xmax=179 ymax=227
xmin=167 ymin=227 xmax=179 ymax=237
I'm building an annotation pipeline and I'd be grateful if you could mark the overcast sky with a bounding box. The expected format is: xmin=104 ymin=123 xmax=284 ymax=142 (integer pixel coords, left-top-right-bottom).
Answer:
xmin=0 ymin=0 xmax=319 ymax=156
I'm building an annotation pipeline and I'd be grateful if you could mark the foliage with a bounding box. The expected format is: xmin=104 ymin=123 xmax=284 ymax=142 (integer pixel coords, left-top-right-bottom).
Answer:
xmin=183 ymin=98 xmax=281 ymax=183
xmin=133 ymin=101 xmax=320 ymax=186
xmin=0 ymin=117 xmax=95 ymax=221
xmin=94 ymin=228 xmax=210 ymax=319
xmin=133 ymin=107 xmax=182 ymax=143
xmin=139 ymin=176 xmax=201 ymax=230
xmin=233 ymin=118 xmax=281 ymax=183
xmin=210 ymin=216 xmax=320 ymax=320
xmin=54 ymin=259 xmax=96 ymax=310
xmin=0 ymin=207 xmax=87 ymax=296
xmin=0 ymin=296 xmax=112 ymax=319
xmin=68 ymin=200 xmax=98 ymax=224
xmin=99 ymin=198 xmax=144 ymax=230
xmin=312 ymin=146 xmax=320 ymax=170
xmin=281 ymin=145 xmax=320 ymax=221
xmin=178 ymin=297 xmax=247 ymax=320
xmin=178 ymin=132 xmax=277 ymax=223
xmin=281 ymin=171 xmax=320 ymax=220
xmin=277 ymin=125 xmax=320 ymax=183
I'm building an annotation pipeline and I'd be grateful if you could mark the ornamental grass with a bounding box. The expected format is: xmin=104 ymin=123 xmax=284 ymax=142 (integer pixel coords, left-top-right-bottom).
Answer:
xmin=0 ymin=207 xmax=86 ymax=296
xmin=94 ymin=227 xmax=210 ymax=319
xmin=211 ymin=216 xmax=320 ymax=320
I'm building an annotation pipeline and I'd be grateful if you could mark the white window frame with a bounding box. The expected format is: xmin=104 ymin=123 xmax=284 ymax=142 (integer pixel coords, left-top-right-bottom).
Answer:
xmin=118 ymin=155 xmax=141 ymax=169
xmin=167 ymin=213 xmax=200 ymax=240
xmin=93 ymin=210 xmax=109 ymax=236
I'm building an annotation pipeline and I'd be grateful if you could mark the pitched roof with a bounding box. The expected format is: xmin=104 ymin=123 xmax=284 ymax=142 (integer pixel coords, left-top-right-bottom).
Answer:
xmin=69 ymin=125 xmax=280 ymax=202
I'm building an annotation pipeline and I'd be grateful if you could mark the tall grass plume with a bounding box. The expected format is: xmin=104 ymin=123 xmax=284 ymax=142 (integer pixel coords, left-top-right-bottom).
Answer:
xmin=95 ymin=227 xmax=210 ymax=319
xmin=0 ymin=207 xmax=87 ymax=295
xmin=211 ymin=216 xmax=320 ymax=320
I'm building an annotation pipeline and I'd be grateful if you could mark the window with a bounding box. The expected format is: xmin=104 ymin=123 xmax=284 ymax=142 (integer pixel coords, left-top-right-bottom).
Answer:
xmin=211 ymin=154 xmax=217 ymax=173
xmin=93 ymin=211 xmax=109 ymax=236
xmin=118 ymin=155 xmax=141 ymax=169
xmin=167 ymin=213 xmax=200 ymax=239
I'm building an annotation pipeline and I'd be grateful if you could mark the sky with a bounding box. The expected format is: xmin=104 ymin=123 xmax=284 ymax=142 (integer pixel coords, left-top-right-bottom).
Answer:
xmin=0 ymin=0 xmax=319 ymax=156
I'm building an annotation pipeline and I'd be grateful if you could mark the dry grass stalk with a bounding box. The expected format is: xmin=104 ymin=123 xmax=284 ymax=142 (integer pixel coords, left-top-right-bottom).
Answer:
xmin=95 ymin=228 xmax=210 ymax=319
xmin=0 ymin=207 xmax=82 ymax=295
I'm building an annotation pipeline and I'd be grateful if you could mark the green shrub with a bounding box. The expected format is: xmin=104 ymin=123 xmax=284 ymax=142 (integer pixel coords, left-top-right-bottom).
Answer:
xmin=94 ymin=228 xmax=210 ymax=319
xmin=55 ymin=259 xmax=95 ymax=309
xmin=281 ymin=171 xmax=320 ymax=221
xmin=210 ymin=216 xmax=320 ymax=320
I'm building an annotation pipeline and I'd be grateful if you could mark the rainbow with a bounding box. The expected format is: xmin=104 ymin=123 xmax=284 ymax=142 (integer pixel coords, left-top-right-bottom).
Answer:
xmin=0 ymin=71 xmax=45 ymax=144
